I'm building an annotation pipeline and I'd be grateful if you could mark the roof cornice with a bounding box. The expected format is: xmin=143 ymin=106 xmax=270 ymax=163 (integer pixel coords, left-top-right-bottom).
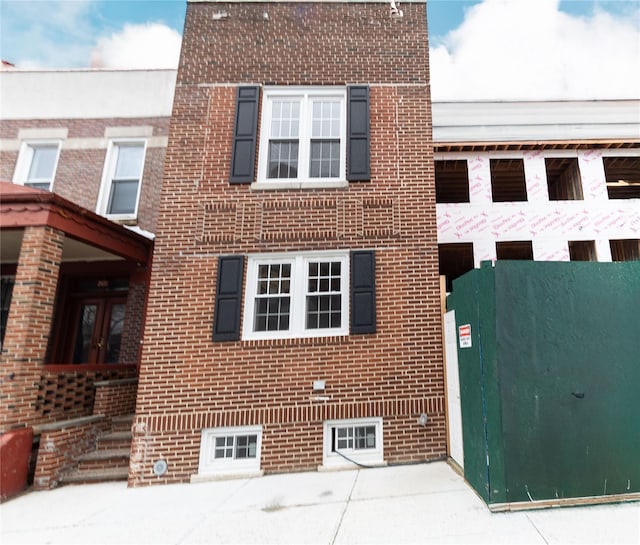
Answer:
xmin=188 ymin=0 xmax=426 ymax=3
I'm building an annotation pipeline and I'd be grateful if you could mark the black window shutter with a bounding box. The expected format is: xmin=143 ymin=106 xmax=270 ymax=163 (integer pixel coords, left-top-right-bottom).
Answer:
xmin=346 ymin=86 xmax=370 ymax=181
xmin=213 ymin=256 xmax=244 ymax=341
xmin=230 ymin=86 xmax=259 ymax=184
xmin=350 ymin=250 xmax=376 ymax=334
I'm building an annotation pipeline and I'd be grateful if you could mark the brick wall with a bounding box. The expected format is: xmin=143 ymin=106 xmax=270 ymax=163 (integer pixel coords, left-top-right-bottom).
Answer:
xmin=177 ymin=2 xmax=429 ymax=85
xmin=120 ymin=279 xmax=148 ymax=364
xmin=0 ymin=226 xmax=64 ymax=432
xmin=33 ymin=367 xmax=137 ymax=424
xmin=93 ymin=379 xmax=138 ymax=419
xmin=33 ymin=418 xmax=108 ymax=489
xmin=0 ymin=117 xmax=169 ymax=233
xmin=1 ymin=88 xmax=162 ymax=441
xmin=132 ymin=1 xmax=443 ymax=486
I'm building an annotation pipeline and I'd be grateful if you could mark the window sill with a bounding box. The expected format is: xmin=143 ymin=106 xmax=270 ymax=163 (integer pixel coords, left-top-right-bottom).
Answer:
xmin=101 ymin=214 xmax=138 ymax=223
xmin=191 ymin=470 xmax=264 ymax=483
xmin=239 ymin=335 xmax=350 ymax=349
xmin=20 ymin=183 xmax=53 ymax=192
xmin=251 ymin=180 xmax=349 ymax=191
xmin=242 ymin=330 xmax=349 ymax=343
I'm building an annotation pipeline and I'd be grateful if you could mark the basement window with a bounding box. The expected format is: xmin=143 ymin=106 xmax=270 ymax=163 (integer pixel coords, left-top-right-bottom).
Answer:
xmin=569 ymin=241 xmax=597 ymax=262
xmin=490 ymin=159 xmax=528 ymax=202
xmin=197 ymin=425 xmax=263 ymax=477
xmin=438 ymin=243 xmax=474 ymax=292
xmin=604 ymin=156 xmax=640 ymax=199
xmin=322 ymin=418 xmax=384 ymax=469
xmin=435 ymin=160 xmax=470 ymax=203
xmin=610 ymin=239 xmax=640 ymax=261
xmin=496 ymin=241 xmax=533 ymax=260
xmin=546 ymin=158 xmax=583 ymax=200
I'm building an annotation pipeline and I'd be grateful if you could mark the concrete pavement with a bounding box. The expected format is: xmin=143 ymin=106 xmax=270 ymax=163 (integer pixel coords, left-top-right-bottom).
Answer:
xmin=1 ymin=462 xmax=638 ymax=544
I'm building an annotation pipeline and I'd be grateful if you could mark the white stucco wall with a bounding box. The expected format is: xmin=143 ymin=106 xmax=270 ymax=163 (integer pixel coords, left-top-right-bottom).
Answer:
xmin=432 ymin=100 xmax=640 ymax=143
xmin=0 ymin=69 xmax=176 ymax=120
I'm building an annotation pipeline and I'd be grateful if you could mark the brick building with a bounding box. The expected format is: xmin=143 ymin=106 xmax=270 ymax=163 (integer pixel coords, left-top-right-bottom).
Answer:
xmin=130 ymin=0 xmax=446 ymax=485
xmin=0 ymin=69 xmax=174 ymax=489
xmin=3 ymin=1 xmax=636 ymax=494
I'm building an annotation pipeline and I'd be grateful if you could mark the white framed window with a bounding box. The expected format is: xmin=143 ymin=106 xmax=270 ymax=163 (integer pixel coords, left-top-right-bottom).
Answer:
xmin=97 ymin=140 xmax=146 ymax=220
xmin=12 ymin=141 xmax=61 ymax=191
xmin=256 ymin=87 xmax=347 ymax=187
xmin=243 ymin=251 xmax=349 ymax=341
xmin=197 ymin=426 xmax=263 ymax=477
xmin=322 ymin=418 xmax=384 ymax=469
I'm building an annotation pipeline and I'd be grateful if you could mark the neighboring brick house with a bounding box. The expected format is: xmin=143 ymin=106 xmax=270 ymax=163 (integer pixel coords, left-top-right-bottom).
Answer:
xmin=130 ymin=0 xmax=445 ymax=485
xmin=0 ymin=69 xmax=174 ymax=434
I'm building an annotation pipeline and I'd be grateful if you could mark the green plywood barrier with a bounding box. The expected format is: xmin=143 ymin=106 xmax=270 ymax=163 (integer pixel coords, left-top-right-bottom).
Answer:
xmin=448 ymin=260 xmax=640 ymax=506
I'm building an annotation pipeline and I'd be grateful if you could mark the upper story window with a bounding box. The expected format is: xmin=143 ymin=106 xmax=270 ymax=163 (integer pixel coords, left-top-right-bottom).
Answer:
xmin=610 ymin=239 xmax=640 ymax=261
xmin=13 ymin=141 xmax=61 ymax=191
xmin=604 ymin=156 xmax=640 ymax=200
xmin=257 ymin=88 xmax=347 ymax=186
xmin=435 ymin=160 xmax=470 ymax=203
xmin=212 ymin=251 xmax=376 ymax=343
xmin=242 ymin=252 xmax=349 ymax=341
xmin=230 ymin=86 xmax=369 ymax=186
xmin=490 ymin=158 xmax=528 ymax=202
xmin=97 ymin=140 xmax=146 ymax=220
xmin=546 ymin=157 xmax=583 ymax=201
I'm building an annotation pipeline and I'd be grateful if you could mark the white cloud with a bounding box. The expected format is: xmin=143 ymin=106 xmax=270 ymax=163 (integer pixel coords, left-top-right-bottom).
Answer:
xmin=90 ymin=23 xmax=181 ymax=70
xmin=1 ymin=1 xmax=181 ymax=70
xmin=430 ymin=0 xmax=640 ymax=100
xmin=0 ymin=0 xmax=96 ymax=68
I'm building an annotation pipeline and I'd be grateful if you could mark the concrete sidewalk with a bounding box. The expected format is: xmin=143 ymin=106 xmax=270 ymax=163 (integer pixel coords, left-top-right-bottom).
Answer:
xmin=1 ymin=462 xmax=638 ymax=544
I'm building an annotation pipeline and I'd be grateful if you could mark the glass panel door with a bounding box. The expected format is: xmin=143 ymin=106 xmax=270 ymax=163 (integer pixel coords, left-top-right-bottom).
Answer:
xmin=72 ymin=302 xmax=100 ymax=364
xmin=69 ymin=297 xmax=127 ymax=364
xmin=102 ymin=301 xmax=126 ymax=363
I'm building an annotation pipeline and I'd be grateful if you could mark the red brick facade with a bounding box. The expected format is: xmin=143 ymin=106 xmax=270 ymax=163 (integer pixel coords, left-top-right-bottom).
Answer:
xmin=0 ymin=226 xmax=64 ymax=431
xmin=1 ymin=89 xmax=165 ymax=435
xmin=93 ymin=379 xmax=139 ymax=419
xmin=33 ymin=417 xmax=109 ymax=489
xmin=0 ymin=117 xmax=169 ymax=233
xmin=132 ymin=1 xmax=444 ymax=485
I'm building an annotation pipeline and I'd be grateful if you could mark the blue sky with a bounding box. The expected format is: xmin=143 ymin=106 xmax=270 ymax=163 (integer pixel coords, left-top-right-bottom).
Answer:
xmin=95 ymin=0 xmax=186 ymax=33
xmin=1 ymin=1 xmax=639 ymax=99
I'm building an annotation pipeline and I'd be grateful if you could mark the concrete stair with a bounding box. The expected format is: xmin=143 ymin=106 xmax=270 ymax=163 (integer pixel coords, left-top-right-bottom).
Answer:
xmin=63 ymin=415 xmax=133 ymax=484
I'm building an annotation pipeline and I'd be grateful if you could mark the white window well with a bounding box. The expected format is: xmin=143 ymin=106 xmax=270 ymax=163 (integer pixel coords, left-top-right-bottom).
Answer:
xmin=13 ymin=141 xmax=61 ymax=191
xmin=196 ymin=426 xmax=263 ymax=479
xmin=243 ymin=252 xmax=349 ymax=341
xmin=97 ymin=140 xmax=146 ymax=220
xmin=256 ymin=87 xmax=347 ymax=187
xmin=322 ymin=418 xmax=384 ymax=469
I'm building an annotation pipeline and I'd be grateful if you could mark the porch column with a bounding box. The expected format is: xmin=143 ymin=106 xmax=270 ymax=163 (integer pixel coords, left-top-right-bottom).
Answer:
xmin=119 ymin=265 xmax=150 ymax=366
xmin=0 ymin=226 xmax=64 ymax=432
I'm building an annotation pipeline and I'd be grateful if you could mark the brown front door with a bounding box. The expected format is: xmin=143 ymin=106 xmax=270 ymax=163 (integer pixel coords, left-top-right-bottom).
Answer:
xmin=69 ymin=296 xmax=127 ymax=364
